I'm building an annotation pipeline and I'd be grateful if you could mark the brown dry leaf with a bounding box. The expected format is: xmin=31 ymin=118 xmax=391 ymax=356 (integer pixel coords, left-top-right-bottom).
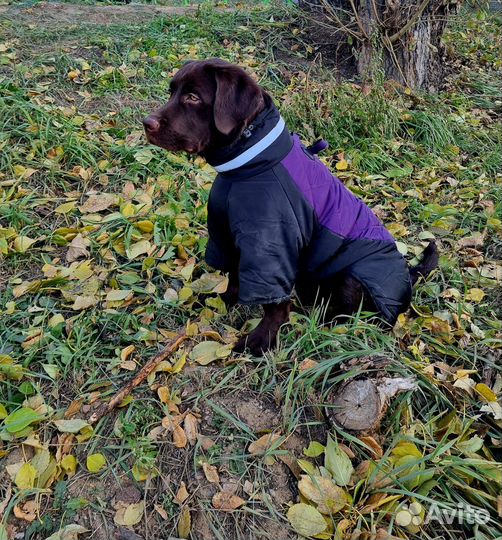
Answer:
xmin=212 ymin=491 xmax=246 ymax=512
xmin=248 ymin=433 xmax=282 ymax=456
xmin=66 ymin=234 xmax=90 ymax=263
xmin=299 ymin=358 xmax=319 ymax=372
xmin=64 ymin=399 xmax=84 ymax=419
xmin=202 ymin=462 xmax=220 ymax=484
xmin=197 ymin=434 xmax=216 ymax=450
xmin=154 ymin=503 xmax=168 ymax=520
xmin=359 ymin=436 xmax=383 ymax=458
xmin=457 ymin=231 xmax=485 ymax=249
xmin=119 ymin=360 xmax=136 ymax=371
xmin=173 ymin=425 xmax=187 ymax=448
xmin=184 ymin=413 xmax=199 ymax=446
xmin=79 ymin=193 xmax=117 ymax=213
xmin=174 ymin=482 xmax=189 ymax=505
xmin=14 ymin=500 xmax=38 ymax=522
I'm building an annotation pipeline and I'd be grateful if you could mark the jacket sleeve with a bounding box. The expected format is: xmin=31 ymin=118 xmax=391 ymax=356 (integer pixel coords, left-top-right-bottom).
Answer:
xmin=228 ymin=179 xmax=302 ymax=305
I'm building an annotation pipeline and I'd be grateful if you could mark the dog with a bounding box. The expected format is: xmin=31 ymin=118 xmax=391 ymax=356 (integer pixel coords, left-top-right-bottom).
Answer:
xmin=143 ymin=58 xmax=439 ymax=356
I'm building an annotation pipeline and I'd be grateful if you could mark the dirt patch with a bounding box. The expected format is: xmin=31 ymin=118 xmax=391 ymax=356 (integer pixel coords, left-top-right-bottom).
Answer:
xmin=0 ymin=2 xmax=229 ymax=28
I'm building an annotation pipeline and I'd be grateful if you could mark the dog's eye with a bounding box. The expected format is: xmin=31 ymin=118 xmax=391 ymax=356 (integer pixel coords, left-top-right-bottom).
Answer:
xmin=185 ymin=93 xmax=201 ymax=103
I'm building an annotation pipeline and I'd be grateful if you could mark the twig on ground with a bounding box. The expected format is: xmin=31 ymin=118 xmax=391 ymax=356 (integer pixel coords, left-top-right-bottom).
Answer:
xmin=89 ymin=332 xmax=189 ymax=425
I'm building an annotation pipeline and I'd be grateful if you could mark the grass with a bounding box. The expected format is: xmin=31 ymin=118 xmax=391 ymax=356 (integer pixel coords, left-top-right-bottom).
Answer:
xmin=1 ymin=2 xmax=501 ymax=540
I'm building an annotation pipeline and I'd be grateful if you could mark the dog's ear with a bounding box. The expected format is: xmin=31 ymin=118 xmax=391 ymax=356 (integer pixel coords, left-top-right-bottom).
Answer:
xmin=207 ymin=60 xmax=264 ymax=135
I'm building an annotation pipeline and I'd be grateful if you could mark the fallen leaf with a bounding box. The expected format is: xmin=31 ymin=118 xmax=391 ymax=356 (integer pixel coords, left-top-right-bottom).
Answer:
xmin=298 ymin=475 xmax=348 ymax=514
xmin=4 ymin=407 xmax=41 ymax=433
xmin=13 ymin=235 xmax=37 ymax=253
xmin=480 ymin=402 xmax=502 ymax=420
xmin=120 ymin=345 xmax=135 ymax=362
xmin=248 ymin=433 xmax=282 ymax=456
xmin=45 ymin=524 xmax=89 ymax=540
xmin=79 ymin=193 xmax=116 ymax=213
xmin=184 ymin=413 xmax=199 ymax=446
xmin=114 ymin=501 xmax=145 ymax=527
xmin=178 ymin=506 xmax=191 ymax=539
xmin=475 ymin=383 xmax=498 ymax=402
xmin=86 ymin=453 xmax=106 ymax=473
xmin=303 ymin=441 xmax=325 ymax=458
xmin=173 ymin=425 xmax=187 ymax=448
xmin=14 ymin=500 xmax=38 ymax=522
xmin=202 ymin=462 xmax=220 ymax=484
xmin=325 ymin=435 xmax=354 ymax=486
xmin=66 ymin=234 xmax=90 ymax=263
xmin=359 ymin=436 xmax=383 ymax=458
xmin=15 ymin=463 xmax=37 ymax=489
xmin=465 ymin=288 xmax=485 ymax=302
xmin=212 ymin=491 xmax=246 ymax=511
xmin=286 ymin=503 xmax=327 ymax=537
xmin=53 ymin=419 xmax=90 ymax=433
xmin=175 ymin=482 xmax=189 ymax=504
xmin=154 ymin=503 xmax=168 ymax=520
xmin=190 ymin=341 xmax=232 ymax=365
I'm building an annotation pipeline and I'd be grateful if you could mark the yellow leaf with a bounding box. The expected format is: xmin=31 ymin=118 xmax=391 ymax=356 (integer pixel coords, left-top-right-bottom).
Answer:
xmin=61 ymin=455 xmax=77 ymax=476
xmin=178 ymin=286 xmax=193 ymax=302
xmin=475 ymin=383 xmax=497 ymax=403
xmin=178 ymin=507 xmax=191 ymax=539
xmin=286 ymin=503 xmax=327 ymax=537
xmin=120 ymin=345 xmax=135 ymax=362
xmin=114 ymin=501 xmax=145 ymax=526
xmin=465 ymin=288 xmax=485 ymax=302
xmin=190 ymin=341 xmax=232 ymax=365
xmin=86 ymin=453 xmax=106 ymax=473
xmin=13 ymin=235 xmax=36 ymax=253
xmin=136 ymin=220 xmax=154 ymax=233
xmin=298 ymin=475 xmax=348 ymax=514
xmin=13 ymin=165 xmax=27 ymax=177
xmin=15 ymin=463 xmax=37 ymax=489
xmin=121 ymin=202 xmax=136 ymax=218
xmin=55 ymin=201 xmax=77 ymax=214
xmin=68 ymin=69 xmax=81 ymax=80
xmin=335 ymin=159 xmax=348 ymax=171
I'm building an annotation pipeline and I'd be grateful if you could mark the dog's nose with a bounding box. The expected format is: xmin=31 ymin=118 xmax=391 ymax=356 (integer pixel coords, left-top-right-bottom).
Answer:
xmin=143 ymin=116 xmax=160 ymax=133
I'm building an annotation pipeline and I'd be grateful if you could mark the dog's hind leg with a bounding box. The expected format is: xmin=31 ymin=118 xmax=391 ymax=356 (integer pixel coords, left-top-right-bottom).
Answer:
xmin=296 ymin=273 xmax=377 ymax=322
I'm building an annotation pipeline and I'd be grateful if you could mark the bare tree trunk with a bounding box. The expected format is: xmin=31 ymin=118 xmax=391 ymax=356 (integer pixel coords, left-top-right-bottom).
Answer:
xmin=302 ymin=0 xmax=459 ymax=90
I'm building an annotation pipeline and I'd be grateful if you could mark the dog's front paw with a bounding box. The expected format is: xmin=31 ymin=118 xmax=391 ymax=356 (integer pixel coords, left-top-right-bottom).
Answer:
xmin=234 ymin=327 xmax=277 ymax=356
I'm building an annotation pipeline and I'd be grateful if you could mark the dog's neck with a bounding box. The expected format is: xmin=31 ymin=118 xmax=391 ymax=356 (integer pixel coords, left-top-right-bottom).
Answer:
xmin=201 ymin=93 xmax=271 ymax=158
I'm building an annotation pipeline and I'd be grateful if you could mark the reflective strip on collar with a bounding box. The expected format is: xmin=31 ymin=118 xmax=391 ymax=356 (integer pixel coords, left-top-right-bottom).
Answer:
xmin=213 ymin=117 xmax=286 ymax=173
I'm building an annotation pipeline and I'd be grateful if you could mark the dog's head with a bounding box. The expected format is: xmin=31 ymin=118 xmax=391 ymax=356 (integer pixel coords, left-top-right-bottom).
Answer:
xmin=143 ymin=58 xmax=267 ymax=154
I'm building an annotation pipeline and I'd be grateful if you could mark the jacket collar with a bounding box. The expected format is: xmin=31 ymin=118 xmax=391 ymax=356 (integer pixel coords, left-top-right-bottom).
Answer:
xmin=203 ymin=102 xmax=292 ymax=176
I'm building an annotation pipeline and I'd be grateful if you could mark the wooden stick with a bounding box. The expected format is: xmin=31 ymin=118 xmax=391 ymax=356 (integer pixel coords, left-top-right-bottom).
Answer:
xmin=89 ymin=332 xmax=189 ymax=425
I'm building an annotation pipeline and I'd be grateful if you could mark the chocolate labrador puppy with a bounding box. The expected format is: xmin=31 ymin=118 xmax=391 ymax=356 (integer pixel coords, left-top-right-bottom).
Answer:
xmin=143 ymin=58 xmax=438 ymax=355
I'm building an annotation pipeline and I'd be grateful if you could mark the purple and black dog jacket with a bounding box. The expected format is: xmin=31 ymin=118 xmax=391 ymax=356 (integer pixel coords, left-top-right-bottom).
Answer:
xmin=203 ymin=103 xmax=412 ymax=325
